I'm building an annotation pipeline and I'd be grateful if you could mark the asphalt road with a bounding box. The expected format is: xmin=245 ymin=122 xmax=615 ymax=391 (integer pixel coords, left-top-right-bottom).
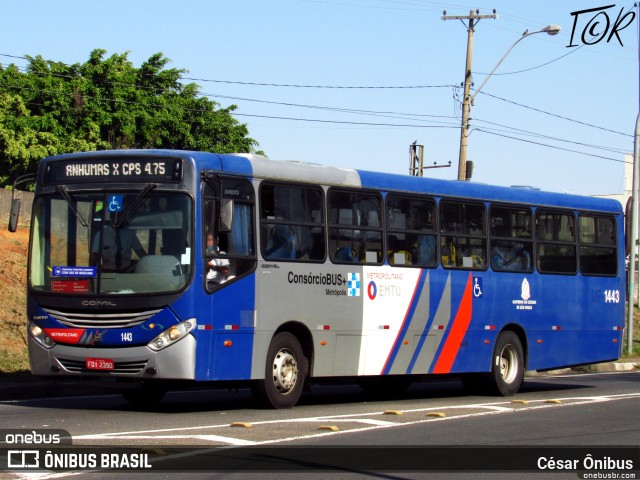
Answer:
xmin=1 ymin=371 xmax=639 ymax=479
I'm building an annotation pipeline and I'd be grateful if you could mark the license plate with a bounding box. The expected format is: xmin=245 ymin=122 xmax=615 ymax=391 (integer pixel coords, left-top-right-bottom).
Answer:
xmin=86 ymin=358 xmax=114 ymax=370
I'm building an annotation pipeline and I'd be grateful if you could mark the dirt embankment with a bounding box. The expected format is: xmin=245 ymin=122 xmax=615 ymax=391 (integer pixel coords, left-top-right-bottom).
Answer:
xmin=0 ymin=225 xmax=30 ymax=371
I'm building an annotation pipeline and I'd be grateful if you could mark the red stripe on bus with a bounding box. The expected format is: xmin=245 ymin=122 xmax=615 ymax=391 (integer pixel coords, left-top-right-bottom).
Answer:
xmin=432 ymin=273 xmax=473 ymax=374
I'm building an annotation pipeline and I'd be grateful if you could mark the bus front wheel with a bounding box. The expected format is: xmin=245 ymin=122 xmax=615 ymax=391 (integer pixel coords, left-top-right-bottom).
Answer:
xmin=489 ymin=331 xmax=524 ymax=396
xmin=255 ymin=332 xmax=308 ymax=408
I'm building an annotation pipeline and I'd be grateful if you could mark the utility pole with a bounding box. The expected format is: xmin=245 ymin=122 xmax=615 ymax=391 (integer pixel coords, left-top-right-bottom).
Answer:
xmin=409 ymin=141 xmax=424 ymax=176
xmin=409 ymin=141 xmax=451 ymax=176
xmin=442 ymin=9 xmax=497 ymax=181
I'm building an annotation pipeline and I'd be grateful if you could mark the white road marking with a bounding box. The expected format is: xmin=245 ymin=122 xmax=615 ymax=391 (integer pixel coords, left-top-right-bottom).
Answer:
xmin=6 ymin=388 xmax=640 ymax=479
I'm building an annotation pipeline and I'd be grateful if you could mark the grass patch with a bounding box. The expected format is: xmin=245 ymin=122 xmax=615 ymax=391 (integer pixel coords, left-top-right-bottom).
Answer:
xmin=0 ymin=347 xmax=29 ymax=372
xmin=622 ymin=306 xmax=640 ymax=358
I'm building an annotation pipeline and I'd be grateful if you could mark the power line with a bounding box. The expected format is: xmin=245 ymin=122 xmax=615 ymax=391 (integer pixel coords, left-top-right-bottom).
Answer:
xmin=476 ymin=129 xmax=630 ymax=164
xmin=0 ymin=53 xmax=632 ymax=162
xmin=202 ymin=92 xmax=459 ymax=122
xmin=476 ymin=90 xmax=631 ymax=138
xmin=0 ymin=78 xmax=630 ymax=160
xmin=233 ymin=111 xmax=460 ymax=128
xmin=473 ymin=118 xmax=629 ymax=155
xmin=0 ymin=80 xmax=460 ymax=129
xmin=1 ymin=52 xmax=632 ymax=138
xmin=182 ymin=77 xmax=456 ymax=89
xmin=473 ymin=45 xmax=583 ymax=76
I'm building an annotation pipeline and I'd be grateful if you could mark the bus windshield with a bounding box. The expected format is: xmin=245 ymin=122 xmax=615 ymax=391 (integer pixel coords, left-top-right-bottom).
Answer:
xmin=30 ymin=191 xmax=192 ymax=295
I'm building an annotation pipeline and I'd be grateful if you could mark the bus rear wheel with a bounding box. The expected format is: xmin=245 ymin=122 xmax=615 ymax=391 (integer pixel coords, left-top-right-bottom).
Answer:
xmin=489 ymin=331 xmax=524 ymax=396
xmin=255 ymin=332 xmax=308 ymax=408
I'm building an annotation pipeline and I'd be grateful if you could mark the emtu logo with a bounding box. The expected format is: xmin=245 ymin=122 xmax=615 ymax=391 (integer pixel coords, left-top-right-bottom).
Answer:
xmin=367 ymin=281 xmax=377 ymax=300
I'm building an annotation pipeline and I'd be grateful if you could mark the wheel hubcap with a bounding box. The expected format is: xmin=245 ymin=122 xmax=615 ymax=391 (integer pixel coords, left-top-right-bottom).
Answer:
xmin=499 ymin=344 xmax=518 ymax=384
xmin=272 ymin=348 xmax=298 ymax=394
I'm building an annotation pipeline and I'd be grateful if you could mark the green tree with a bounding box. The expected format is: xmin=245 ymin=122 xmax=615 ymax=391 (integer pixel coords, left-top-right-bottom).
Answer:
xmin=0 ymin=50 xmax=261 ymax=186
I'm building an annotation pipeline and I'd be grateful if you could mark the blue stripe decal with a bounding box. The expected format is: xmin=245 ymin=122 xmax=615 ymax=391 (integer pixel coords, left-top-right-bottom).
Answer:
xmin=382 ymin=269 xmax=427 ymax=375
xmin=406 ymin=271 xmax=446 ymax=373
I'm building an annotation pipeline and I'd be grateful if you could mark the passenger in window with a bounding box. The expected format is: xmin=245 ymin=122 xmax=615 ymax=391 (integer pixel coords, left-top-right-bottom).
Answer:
xmin=441 ymin=237 xmax=456 ymax=267
xmin=206 ymin=233 xmax=230 ymax=283
xmin=265 ymin=225 xmax=297 ymax=259
xmin=388 ymin=235 xmax=411 ymax=265
xmin=491 ymin=243 xmax=527 ymax=271
xmin=335 ymin=246 xmax=357 ymax=263
xmin=413 ymin=235 xmax=436 ymax=266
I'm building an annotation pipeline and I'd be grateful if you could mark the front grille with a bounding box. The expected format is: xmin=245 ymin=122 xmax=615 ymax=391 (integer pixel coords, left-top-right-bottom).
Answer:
xmin=43 ymin=308 xmax=161 ymax=329
xmin=57 ymin=357 xmax=148 ymax=374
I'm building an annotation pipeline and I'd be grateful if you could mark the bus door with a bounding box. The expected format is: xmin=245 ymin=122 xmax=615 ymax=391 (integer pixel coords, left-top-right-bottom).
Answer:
xmin=199 ymin=174 xmax=257 ymax=380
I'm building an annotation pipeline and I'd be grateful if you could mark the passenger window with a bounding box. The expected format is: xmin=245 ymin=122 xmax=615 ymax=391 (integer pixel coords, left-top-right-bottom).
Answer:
xmin=489 ymin=206 xmax=533 ymax=272
xmin=386 ymin=195 xmax=436 ymax=267
xmin=329 ymin=189 xmax=382 ymax=264
xmin=440 ymin=201 xmax=486 ymax=270
xmin=536 ymin=210 xmax=576 ymax=274
xmin=260 ymin=184 xmax=325 ymax=262
xmin=578 ymin=215 xmax=616 ymax=276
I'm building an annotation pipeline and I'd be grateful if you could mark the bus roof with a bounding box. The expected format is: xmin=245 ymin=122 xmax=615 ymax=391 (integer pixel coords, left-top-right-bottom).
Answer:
xmin=39 ymin=149 xmax=623 ymax=214
xmin=238 ymin=153 xmax=622 ymax=215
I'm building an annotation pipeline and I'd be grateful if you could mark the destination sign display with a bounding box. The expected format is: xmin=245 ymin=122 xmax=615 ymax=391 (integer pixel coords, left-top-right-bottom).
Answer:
xmin=43 ymin=157 xmax=183 ymax=184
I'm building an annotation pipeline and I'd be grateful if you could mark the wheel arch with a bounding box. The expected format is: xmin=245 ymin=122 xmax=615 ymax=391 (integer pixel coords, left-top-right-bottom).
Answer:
xmin=274 ymin=321 xmax=314 ymax=376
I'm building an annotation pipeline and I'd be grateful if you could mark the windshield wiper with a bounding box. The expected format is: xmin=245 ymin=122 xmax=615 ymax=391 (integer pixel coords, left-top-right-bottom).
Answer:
xmin=57 ymin=185 xmax=89 ymax=228
xmin=113 ymin=183 xmax=158 ymax=228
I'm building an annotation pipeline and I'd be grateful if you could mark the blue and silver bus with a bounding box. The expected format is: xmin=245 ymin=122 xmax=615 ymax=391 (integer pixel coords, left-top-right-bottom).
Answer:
xmin=10 ymin=150 xmax=625 ymax=408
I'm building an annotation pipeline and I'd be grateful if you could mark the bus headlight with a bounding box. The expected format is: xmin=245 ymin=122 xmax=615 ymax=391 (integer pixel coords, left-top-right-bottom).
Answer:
xmin=147 ymin=319 xmax=196 ymax=352
xmin=29 ymin=323 xmax=55 ymax=349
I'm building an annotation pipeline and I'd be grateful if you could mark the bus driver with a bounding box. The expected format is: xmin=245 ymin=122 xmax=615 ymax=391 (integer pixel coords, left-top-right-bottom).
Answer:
xmin=206 ymin=233 xmax=230 ymax=283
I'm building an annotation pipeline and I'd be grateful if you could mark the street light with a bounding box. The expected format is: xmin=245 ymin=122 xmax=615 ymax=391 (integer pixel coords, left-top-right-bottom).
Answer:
xmin=457 ymin=25 xmax=562 ymax=181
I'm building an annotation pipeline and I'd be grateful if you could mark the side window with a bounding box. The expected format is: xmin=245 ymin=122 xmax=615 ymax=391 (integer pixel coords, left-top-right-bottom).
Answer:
xmin=386 ymin=195 xmax=437 ymax=267
xmin=579 ymin=215 xmax=617 ymax=276
xmin=204 ymin=178 xmax=256 ymax=291
xmin=260 ymin=184 xmax=325 ymax=261
xmin=489 ymin=206 xmax=533 ymax=272
xmin=328 ymin=189 xmax=383 ymax=264
xmin=440 ymin=201 xmax=487 ymax=270
xmin=536 ymin=210 xmax=576 ymax=274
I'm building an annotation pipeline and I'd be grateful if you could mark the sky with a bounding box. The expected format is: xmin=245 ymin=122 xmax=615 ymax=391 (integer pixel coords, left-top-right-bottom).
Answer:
xmin=1 ymin=1 xmax=638 ymax=196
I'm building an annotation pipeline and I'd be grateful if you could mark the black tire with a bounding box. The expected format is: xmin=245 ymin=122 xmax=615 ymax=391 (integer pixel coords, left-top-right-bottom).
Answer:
xmin=488 ymin=331 xmax=524 ymax=396
xmin=254 ymin=332 xmax=308 ymax=409
xmin=120 ymin=385 xmax=166 ymax=405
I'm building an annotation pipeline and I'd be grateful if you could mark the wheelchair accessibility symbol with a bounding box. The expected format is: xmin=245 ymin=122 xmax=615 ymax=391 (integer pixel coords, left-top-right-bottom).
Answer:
xmin=108 ymin=195 xmax=123 ymax=213
xmin=473 ymin=277 xmax=483 ymax=298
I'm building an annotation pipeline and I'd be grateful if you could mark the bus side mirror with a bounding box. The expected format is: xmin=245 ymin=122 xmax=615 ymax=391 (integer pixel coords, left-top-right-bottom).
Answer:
xmin=8 ymin=198 xmax=21 ymax=233
xmin=220 ymin=198 xmax=234 ymax=233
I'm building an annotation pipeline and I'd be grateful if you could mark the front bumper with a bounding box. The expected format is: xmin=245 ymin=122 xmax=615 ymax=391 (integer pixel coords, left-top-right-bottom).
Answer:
xmin=28 ymin=334 xmax=196 ymax=380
